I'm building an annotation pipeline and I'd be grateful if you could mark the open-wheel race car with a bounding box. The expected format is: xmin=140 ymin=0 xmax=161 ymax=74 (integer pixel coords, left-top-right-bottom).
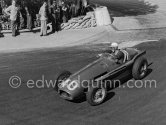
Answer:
xmin=55 ymin=47 xmax=149 ymax=106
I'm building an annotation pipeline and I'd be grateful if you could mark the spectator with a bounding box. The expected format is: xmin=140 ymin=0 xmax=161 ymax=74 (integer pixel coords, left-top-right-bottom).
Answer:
xmin=50 ymin=0 xmax=57 ymax=33
xmin=55 ymin=4 xmax=61 ymax=31
xmin=39 ymin=1 xmax=48 ymax=36
xmin=0 ymin=6 xmax=2 ymax=15
xmin=70 ymin=2 xmax=77 ymax=18
xmin=81 ymin=0 xmax=88 ymax=15
xmin=0 ymin=23 xmax=4 ymax=37
xmin=31 ymin=3 xmax=39 ymax=28
xmin=62 ymin=2 xmax=68 ymax=23
xmin=20 ymin=5 xmax=27 ymax=29
xmin=67 ymin=2 xmax=72 ymax=20
xmin=5 ymin=0 xmax=20 ymax=37
xmin=76 ymin=0 xmax=81 ymax=16
xmin=60 ymin=6 xmax=63 ymax=24
xmin=19 ymin=9 xmax=25 ymax=29
xmin=25 ymin=5 xmax=32 ymax=30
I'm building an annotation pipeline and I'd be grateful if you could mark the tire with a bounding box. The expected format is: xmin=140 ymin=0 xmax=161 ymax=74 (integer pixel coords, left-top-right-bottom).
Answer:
xmin=132 ymin=57 xmax=148 ymax=80
xmin=86 ymin=85 xmax=107 ymax=106
xmin=55 ymin=71 xmax=71 ymax=92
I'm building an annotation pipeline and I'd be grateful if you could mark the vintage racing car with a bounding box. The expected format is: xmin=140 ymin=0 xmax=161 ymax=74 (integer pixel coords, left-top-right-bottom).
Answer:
xmin=55 ymin=47 xmax=148 ymax=106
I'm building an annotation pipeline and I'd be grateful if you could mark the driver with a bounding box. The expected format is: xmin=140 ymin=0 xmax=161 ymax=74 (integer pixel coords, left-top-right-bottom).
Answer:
xmin=109 ymin=42 xmax=127 ymax=64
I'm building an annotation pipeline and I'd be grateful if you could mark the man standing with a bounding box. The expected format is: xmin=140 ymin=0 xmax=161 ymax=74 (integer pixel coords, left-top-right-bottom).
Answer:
xmin=39 ymin=1 xmax=48 ymax=36
xmin=70 ymin=2 xmax=77 ymax=18
xmin=0 ymin=5 xmax=2 ymax=15
xmin=5 ymin=0 xmax=20 ymax=37
xmin=25 ymin=4 xmax=32 ymax=30
xmin=81 ymin=0 xmax=88 ymax=15
xmin=62 ymin=2 xmax=68 ymax=23
xmin=55 ymin=4 xmax=61 ymax=31
xmin=50 ymin=0 xmax=57 ymax=33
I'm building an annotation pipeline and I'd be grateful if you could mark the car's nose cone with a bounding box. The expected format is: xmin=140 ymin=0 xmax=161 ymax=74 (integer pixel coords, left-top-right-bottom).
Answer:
xmin=59 ymin=82 xmax=84 ymax=100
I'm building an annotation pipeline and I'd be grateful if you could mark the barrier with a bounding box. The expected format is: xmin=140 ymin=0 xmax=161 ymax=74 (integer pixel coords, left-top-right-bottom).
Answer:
xmin=95 ymin=6 xmax=112 ymax=26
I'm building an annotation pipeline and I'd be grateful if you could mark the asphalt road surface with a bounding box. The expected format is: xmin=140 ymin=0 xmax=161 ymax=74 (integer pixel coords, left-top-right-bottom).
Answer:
xmin=0 ymin=40 xmax=166 ymax=125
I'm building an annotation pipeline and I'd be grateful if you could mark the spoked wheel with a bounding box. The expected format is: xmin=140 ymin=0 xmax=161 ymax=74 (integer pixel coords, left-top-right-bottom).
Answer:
xmin=140 ymin=61 xmax=148 ymax=77
xmin=86 ymin=86 xmax=107 ymax=106
xmin=93 ymin=88 xmax=107 ymax=103
xmin=55 ymin=71 xmax=71 ymax=92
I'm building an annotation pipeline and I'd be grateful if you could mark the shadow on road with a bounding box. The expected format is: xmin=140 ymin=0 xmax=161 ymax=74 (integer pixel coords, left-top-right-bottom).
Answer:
xmin=91 ymin=0 xmax=158 ymax=17
xmin=145 ymin=68 xmax=153 ymax=78
xmin=70 ymin=92 xmax=116 ymax=105
xmin=103 ymin=92 xmax=116 ymax=103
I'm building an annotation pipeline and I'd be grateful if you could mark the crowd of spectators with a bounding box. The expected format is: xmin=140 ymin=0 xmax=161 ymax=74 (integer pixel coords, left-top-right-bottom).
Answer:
xmin=0 ymin=0 xmax=91 ymax=37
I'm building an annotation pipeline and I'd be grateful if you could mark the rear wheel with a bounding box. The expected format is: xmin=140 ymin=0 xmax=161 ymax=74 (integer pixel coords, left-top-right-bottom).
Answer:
xmin=55 ymin=71 xmax=71 ymax=92
xmin=132 ymin=57 xmax=148 ymax=80
xmin=86 ymin=85 xmax=107 ymax=106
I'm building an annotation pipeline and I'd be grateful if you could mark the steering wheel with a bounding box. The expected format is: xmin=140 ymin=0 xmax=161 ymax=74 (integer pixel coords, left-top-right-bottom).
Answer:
xmin=98 ymin=53 xmax=116 ymax=59
xmin=108 ymin=53 xmax=116 ymax=59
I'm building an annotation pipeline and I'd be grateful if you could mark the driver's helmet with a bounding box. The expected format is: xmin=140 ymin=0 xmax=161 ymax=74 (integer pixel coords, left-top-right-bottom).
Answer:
xmin=110 ymin=42 xmax=119 ymax=52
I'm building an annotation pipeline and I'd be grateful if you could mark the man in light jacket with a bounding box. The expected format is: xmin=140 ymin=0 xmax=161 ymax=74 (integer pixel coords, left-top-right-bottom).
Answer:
xmin=5 ymin=0 xmax=20 ymax=37
xmin=39 ymin=1 xmax=48 ymax=36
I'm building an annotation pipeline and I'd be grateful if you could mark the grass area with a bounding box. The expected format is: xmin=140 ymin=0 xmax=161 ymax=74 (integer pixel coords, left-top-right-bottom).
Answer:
xmin=90 ymin=0 xmax=158 ymax=17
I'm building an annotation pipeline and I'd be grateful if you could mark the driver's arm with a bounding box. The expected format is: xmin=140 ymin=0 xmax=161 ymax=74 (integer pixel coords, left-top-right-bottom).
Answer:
xmin=104 ymin=49 xmax=113 ymax=54
xmin=114 ymin=50 xmax=124 ymax=63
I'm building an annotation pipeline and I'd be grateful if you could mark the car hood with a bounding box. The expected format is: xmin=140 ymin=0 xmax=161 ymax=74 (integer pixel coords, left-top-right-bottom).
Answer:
xmin=69 ymin=58 xmax=110 ymax=83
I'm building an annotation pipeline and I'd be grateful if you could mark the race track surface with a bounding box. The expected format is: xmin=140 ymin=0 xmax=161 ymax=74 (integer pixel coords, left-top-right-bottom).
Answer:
xmin=0 ymin=40 xmax=166 ymax=125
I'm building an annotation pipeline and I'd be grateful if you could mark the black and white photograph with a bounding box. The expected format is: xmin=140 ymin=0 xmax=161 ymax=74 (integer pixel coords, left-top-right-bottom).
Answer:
xmin=0 ymin=0 xmax=166 ymax=124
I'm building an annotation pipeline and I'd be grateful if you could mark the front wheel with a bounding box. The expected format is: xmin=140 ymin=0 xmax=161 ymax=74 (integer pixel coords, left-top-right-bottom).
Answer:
xmin=86 ymin=86 xmax=107 ymax=106
xmin=55 ymin=71 xmax=71 ymax=92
